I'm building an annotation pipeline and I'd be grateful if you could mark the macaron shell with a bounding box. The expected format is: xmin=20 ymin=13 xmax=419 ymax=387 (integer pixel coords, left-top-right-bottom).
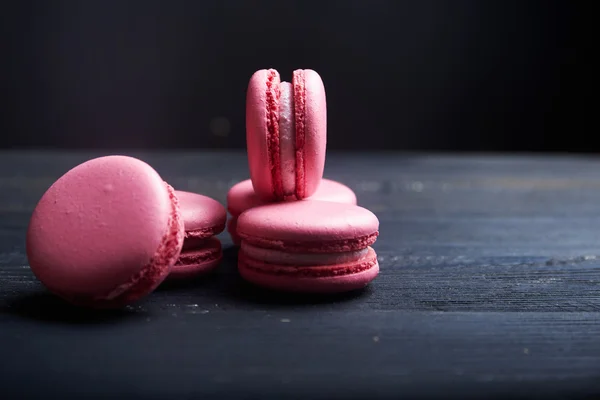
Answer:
xmin=238 ymin=250 xmax=379 ymax=293
xmin=246 ymin=69 xmax=277 ymax=201
xmin=26 ymin=156 xmax=178 ymax=299
xmin=170 ymin=256 xmax=222 ymax=280
xmin=227 ymin=179 xmax=269 ymax=216
xmin=176 ymin=190 xmax=226 ymax=237
xmin=295 ymin=69 xmax=326 ymax=199
xmin=226 ymin=178 xmax=356 ymax=217
xmin=237 ymin=200 xmax=379 ymax=244
xmin=309 ymin=179 xmax=356 ymax=205
xmin=170 ymin=237 xmax=222 ymax=279
xmin=182 ymin=235 xmax=213 ymax=251
xmin=104 ymin=185 xmax=185 ymax=306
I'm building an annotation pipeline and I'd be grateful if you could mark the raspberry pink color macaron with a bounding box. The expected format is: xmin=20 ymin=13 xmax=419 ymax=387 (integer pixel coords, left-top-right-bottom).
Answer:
xmin=169 ymin=190 xmax=226 ymax=279
xmin=26 ymin=156 xmax=184 ymax=308
xmin=226 ymin=178 xmax=357 ymax=246
xmin=236 ymin=200 xmax=380 ymax=293
xmin=246 ymin=68 xmax=326 ymax=201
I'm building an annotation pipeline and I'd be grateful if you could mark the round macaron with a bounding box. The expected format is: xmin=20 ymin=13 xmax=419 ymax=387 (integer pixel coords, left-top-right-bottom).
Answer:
xmin=169 ymin=190 xmax=226 ymax=279
xmin=226 ymin=178 xmax=357 ymax=246
xmin=26 ymin=155 xmax=185 ymax=308
xmin=246 ymin=68 xmax=326 ymax=201
xmin=236 ymin=200 xmax=379 ymax=293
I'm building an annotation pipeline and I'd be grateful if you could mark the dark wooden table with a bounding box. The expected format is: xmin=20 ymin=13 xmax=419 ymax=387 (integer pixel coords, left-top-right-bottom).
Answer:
xmin=1 ymin=151 xmax=599 ymax=399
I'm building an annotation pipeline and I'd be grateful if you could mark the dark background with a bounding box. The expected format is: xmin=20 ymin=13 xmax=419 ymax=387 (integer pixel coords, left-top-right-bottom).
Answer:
xmin=0 ymin=0 xmax=593 ymax=151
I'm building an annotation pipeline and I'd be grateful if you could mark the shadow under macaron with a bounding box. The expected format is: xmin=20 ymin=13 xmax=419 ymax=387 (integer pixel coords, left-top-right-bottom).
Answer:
xmin=2 ymin=292 xmax=145 ymax=325
xmin=230 ymin=278 xmax=373 ymax=308
xmin=156 ymin=244 xmax=371 ymax=308
xmin=156 ymin=267 xmax=221 ymax=291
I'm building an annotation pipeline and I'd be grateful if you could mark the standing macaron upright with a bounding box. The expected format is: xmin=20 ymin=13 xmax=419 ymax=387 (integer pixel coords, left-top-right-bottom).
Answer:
xmin=246 ymin=68 xmax=326 ymax=201
xmin=26 ymin=156 xmax=185 ymax=308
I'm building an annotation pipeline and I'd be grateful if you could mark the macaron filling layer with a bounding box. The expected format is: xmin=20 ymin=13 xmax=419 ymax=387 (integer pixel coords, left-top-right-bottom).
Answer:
xmin=78 ymin=183 xmax=183 ymax=307
xmin=183 ymin=223 xmax=226 ymax=241
xmin=279 ymin=82 xmax=296 ymax=197
xmin=265 ymin=70 xmax=283 ymax=198
xmin=171 ymin=237 xmax=222 ymax=278
xmin=265 ymin=69 xmax=307 ymax=200
xmin=241 ymin=242 xmax=369 ymax=266
xmin=175 ymin=247 xmax=222 ymax=267
xmin=239 ymin=247 xmax=378 ymax=278
xmin=238 ymin=231 xmax=379 ymax=254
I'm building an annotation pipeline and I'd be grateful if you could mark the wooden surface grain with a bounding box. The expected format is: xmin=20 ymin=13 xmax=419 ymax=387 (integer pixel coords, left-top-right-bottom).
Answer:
xmin=0 ymin=151 xmax=599 ymax=399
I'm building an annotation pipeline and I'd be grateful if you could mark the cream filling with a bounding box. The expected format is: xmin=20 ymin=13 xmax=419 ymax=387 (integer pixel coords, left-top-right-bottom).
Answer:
xmin=241 ymin=242 xmax=369 ymax=266
xmin=279 ymin=82 xmax=296 ymax=197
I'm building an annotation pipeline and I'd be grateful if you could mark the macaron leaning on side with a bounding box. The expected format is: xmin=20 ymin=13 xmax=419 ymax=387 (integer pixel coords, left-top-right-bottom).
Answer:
xmin=246 ymin=68 xmax=327 ymax=201
xmin=26 ymin=155 xmax=185 ymax=308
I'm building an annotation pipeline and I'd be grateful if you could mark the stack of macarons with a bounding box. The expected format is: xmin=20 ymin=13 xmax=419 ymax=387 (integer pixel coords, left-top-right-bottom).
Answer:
xmin=227 ymin=68 xmax=380 ymax=293
xmin=170 ymin=190 xmax=226 ymax=280
xmin=24 ymin=67 xmax=380 ymax=308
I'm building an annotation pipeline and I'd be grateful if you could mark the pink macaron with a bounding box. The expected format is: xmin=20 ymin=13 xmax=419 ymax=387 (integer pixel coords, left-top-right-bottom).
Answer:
xmin=226 ymin=178 xmax=357 ymax=245
xmin=26 ymin=156 xmax=185 ymax=308
xmin=236 ymin=200 xmax=380 ymax=293
xmin=172 ymin=237 xmax=222 ymax=280
xmin=246 ymin=68 xmax=326 ymax=201
xmin=169 ymin=190 xmax=226 ymax=279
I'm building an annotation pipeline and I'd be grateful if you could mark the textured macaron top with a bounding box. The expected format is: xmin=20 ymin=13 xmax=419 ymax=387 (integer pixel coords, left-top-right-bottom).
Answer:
xmin=237 ymin=200 xmax=379 ymax=252
xmin=226 ymin=179 xmax=268 ymax=216
xmin=176 ymin=190 xmax=226 ymax=236
xmin=246 ymin=68 xmax=326 ymax=201
xmin=294 ymin=69 xmax=327 ymax=199
xmin=26 ymin=155 xmax=179 ymax=298
xmin=227 ymin=178 xmax=357 ymax=217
